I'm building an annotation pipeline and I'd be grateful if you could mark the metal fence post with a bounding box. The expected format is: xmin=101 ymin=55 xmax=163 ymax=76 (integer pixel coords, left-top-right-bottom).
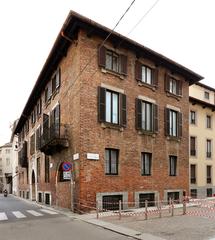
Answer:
xmin=171 ymin=199 xmax=174 ymax=217
xmin=159 ymin=200 xmax=162 ymax=218
xmin=96 ymin=201 xmax=99 ymax=219
xmin=145 ymin=200 xmax=148 ymax=220
xmin=183 ymin=198 xmax=186 ymax=215
xmin=119 ymin=200 xmax=122 ymax=220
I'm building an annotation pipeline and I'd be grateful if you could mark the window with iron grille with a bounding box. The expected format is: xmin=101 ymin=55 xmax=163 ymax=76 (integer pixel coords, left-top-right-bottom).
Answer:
xmin=167 ymin=192 xmax=179 ymax=202
xmin=102 ymin=195 xmax=123 ymax=211
xmin=141 ymin=153 xmax=152 ymax=176
xmin=169 ymin=156 xmax=177 ymax=176
xmin=105 ymin=149 xmax=119 ymax=175
xmin=139 ymin=193 xmax=155 ymax=207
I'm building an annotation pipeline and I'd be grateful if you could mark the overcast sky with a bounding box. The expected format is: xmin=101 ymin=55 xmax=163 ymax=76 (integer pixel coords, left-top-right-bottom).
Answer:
xmin=0 ymin=0 xmax=214 ymax=145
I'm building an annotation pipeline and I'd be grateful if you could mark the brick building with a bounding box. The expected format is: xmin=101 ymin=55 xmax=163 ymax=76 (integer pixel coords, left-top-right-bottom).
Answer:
xmin=14 ymin=11 xmax=203 ymax=210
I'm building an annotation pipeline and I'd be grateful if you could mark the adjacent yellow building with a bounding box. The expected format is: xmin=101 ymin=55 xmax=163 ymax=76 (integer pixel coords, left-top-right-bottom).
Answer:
xmin=189 ymin=82 xmax=215 ymax=198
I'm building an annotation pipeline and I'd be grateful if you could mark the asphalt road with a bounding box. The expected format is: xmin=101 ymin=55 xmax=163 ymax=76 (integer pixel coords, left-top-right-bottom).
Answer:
xmin=0 ymin=194 xmax=130 ymax=240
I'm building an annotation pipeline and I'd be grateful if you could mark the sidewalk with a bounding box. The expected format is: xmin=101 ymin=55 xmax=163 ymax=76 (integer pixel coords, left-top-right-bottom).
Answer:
xmin=12 ymin=194 xmax=166 ymax=240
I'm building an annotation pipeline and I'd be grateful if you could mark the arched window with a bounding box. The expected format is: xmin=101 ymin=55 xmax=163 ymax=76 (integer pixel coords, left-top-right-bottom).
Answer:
xmin=58 ymin=163 xmax=71 ymax=182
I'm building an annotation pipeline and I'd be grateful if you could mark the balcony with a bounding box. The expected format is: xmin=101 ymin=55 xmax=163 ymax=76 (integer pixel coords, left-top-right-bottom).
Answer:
xmin=39 ymin=123 xmax=69 ymax=155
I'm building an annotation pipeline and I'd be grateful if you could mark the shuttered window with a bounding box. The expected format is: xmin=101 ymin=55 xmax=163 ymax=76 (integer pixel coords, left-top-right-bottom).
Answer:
xmin=36 ymin=126 xmax=41 ymax=151
xmin=98 ymin=87 xmax=126 ymax=127
xmin=135 ymin=61 xmax=158 ymax=86
xmin=45 ymin=155 xmax=50 ymax=183
xmin=165 ymin=74 xmax=182 ymax=96
xmin=52 ymin=68 xmax=61 ymax=93
xmin=135 ymin=98 xmax=158 ymax=133
xmin=165 ymin=108 xmax=182 ymax=138
xmin=206 ymin=139 xmax=212 ymax=158
xmin=98 ymin=46 xmax=127 ymax=75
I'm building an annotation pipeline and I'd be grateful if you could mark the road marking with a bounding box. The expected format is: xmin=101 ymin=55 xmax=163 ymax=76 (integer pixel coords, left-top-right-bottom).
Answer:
xmin=26 ymin=210 xmax=43 ymax=216
xmin=0 ymin=212 xmax=8 ymax=221
xmin=40 ymin=209 xmax=58 ymax=215
xmin=12 ymin=211 xmax=26 ymax=219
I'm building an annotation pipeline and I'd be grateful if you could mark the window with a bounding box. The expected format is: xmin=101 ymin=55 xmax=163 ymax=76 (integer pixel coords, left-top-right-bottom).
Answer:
xmin=102 ymin=195 xmax=123 ymax=210
xmin=50 ymin=104 xmax=60 ymax=138
xmin=105 ymin=149 xmax=119 ymax=175
xmin=98 ymin=87 xmax=126 ymax=127
xmin=139 ymin=193 xmax=155 ymax=207
xmin=25 ymin=120 xmax=29 ymax=134
xmin=6 ymin=158 xmax=10 ymax=166
xmin=167 ymin=192 xmax=179 ymax=202
xmin=52 ymin=68 xmax=61 ymax=93
xmin=30 ymin=134 xmax=35 ymax=155
xmin=204 ymin=91 xmax=210 ymax=99
xmin=206 ymin=115 xmax=212 ymax=128
xmin=190 ymin=189 xmax=197 ymax=198
xmin=165 ymin=74 xmax=182 ymax=96
xmin=190 ymin=137 xmax=196 ymax=156
xmin=169 ymin=156 xmax=177 ymax=176
xmin=135 ymin=61 xmax=158 ymax=86
xmin=98 ymin=46 xmax=127 ymax=75
xmin=190 ymin=164 xmax=196 ymax=184
xmin=36 ymin=127 xmax=41 ymax=151
xmin=206 ymin=139 xmax=212 ymax=158
xmin=207 ymin=188 xmax=212 ymax=197
xmin=106 ymin=90 xmax=119 ymax=124
xmin=45 ymin=193 xmax=51 ymax=205
xmin=38 ymin=192 xmax=43 ymax=203
xmin=45 ymin=81 xmax=52 ymax=103
xmin=45 ymin=155 xmax=50 ymax=183
xmin=165 ymin=108 xmax=182 ymax=138
xmin=31 ymin=109 xmax=36 ymax=125
xmin=190 ymin=111 xmax=196 ymax=124
xmin=141 ymin=153 xmax=152 ymax=176
xmin=207 ymin=165 xmax=212 ymax=184
xmin=135 ymin=99 xmax=158 ymax=133
xmin=37 ymin=158 xmax=40 ymax=183
xmin=36 ymin=99 xmax=42 ymax=118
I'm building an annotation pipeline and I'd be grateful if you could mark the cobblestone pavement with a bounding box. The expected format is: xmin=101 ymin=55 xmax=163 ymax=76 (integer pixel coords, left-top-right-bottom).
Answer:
xmin=101 ymin=206 xmax=215 ymax=240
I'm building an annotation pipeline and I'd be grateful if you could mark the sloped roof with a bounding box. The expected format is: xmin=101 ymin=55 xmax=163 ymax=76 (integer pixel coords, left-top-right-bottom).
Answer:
xmin=14 ymin=10 xmax=204 ymax=134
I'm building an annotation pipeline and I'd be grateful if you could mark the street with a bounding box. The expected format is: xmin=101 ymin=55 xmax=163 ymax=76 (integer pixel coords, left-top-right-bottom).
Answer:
xmin=0 ymin=195 xmax=130 ymax=240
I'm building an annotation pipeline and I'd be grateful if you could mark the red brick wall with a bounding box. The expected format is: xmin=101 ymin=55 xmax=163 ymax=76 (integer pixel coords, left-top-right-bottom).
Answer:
xmin=77 ymin=30 xmax=189 ymax=204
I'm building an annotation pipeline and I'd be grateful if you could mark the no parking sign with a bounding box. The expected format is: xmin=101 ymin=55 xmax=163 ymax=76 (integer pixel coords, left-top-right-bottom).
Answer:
xmin=62 ymin=162 xmax=72 ymax=171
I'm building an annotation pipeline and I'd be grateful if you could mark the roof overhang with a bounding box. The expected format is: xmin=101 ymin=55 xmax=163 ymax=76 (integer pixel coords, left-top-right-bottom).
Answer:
xmin=14 ymin=10 xmax=204 ymax=134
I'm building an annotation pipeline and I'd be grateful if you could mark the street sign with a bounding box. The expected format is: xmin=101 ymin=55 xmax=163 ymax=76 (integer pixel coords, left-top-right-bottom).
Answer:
xmin=63 ymin=171 xmax=71 ymax=180
xmin=62 ymin=162 xmax=72 ymax=171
